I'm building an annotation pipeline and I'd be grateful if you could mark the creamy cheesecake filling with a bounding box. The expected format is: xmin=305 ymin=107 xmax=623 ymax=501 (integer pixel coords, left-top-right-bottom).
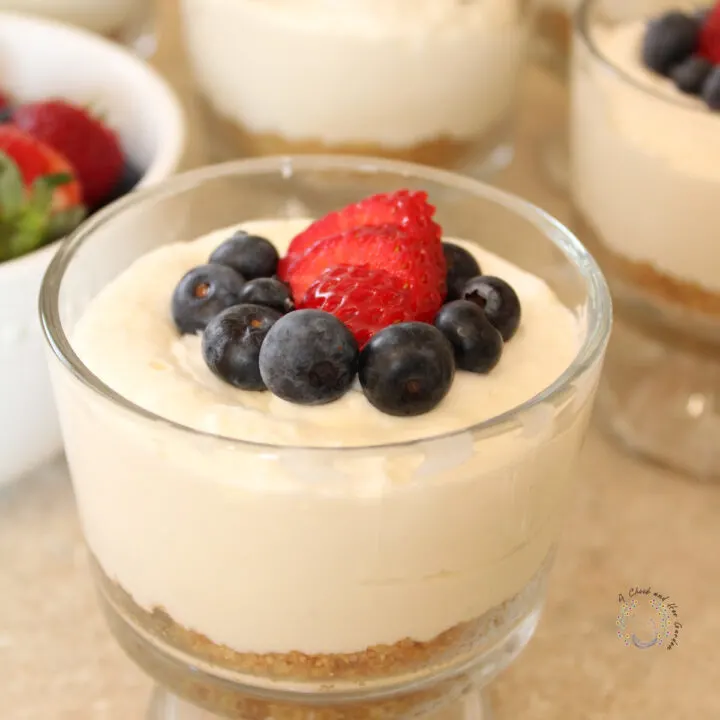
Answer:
xmin=573 ymin=20 xmax=720 ymax=300
xmin=66 ymin=218 xmax=586 ymax=658
xmin=181 ymin=0 xmax=526 ymax=149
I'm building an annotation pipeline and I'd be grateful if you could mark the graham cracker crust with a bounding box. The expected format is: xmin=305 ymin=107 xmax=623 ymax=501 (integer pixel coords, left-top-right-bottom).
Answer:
xmin=200 ymin=100 xmax=509 ymax=171
xmin=596 ymin=241 xmax=720 ymax=317
xmin=104 ymin=574 xmax=521 ymax=682
xmin=96 ymin=556 xmax=545 ymax=720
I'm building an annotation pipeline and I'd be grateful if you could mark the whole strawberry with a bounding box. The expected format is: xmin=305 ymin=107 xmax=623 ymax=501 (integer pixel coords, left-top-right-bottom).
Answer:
xmin=301 ymin=265 xmax=419 ymax=348
xmin=14 ymin=99 xmax=124 ymax=207
xmin=0 ymin=126 xmax=85 ymax=261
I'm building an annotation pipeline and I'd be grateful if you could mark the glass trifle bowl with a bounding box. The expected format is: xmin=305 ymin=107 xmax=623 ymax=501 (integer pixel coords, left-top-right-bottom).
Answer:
xmin=40 ymin=156 xmax=611 ymax=720
xmin=571 ymin=0 xmax=720 ymax=478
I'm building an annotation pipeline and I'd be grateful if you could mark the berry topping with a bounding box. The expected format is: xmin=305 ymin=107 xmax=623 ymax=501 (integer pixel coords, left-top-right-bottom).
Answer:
xmin=699 ymin=2 xmax=720 ymax=64
xmin=0 ymin=126 xmax=85 ymax=262
xmin=259 ymin=309 xmax=359 ymax=405
xmin=434 ymin=301 xmax=503 ymax=374
xmin=281 ymin=190 xmax=440 ymax=276
xmin=202 ymin=304 xmax=281 ymax=391
xmin=443 ymin=242 xmax=482 ymax=301
xmin=703 ymin=65 xmax=720 ymax=109
xmin=210 ymin=231 xmax=279 ymax=280
xmin=171 ymin=264 xmax=246 ymax=335
xmin=642 ymin=12 xmax=701 ymax=76
xmin=461 ymin=276 xmax=521 ymax=342
xmin=13 ymin=99 xmax=124 ymax=207
xmin=237 ymin=277 xmax=294 ymax=313
xmin=300 ymin=265 xmax=418 ymax=349
xmin=670 ymin=56 xmax=713 ymax=94
xmin=358 ymin=323 xmax=455 ymax=417
xmin=286 ymin=224 xmax=445 ymax=322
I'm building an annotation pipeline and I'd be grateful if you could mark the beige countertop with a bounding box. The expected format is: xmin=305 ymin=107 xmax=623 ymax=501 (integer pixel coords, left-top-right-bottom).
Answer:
xmin=2 ymin=2 xmax=719 ymax=718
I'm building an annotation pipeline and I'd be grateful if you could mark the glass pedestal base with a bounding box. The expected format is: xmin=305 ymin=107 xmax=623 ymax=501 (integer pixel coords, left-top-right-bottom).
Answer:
xmin=146 ymin=683 xmax=493 ymax=720
xmin=597 ymin=316 xmax=720 ymax=481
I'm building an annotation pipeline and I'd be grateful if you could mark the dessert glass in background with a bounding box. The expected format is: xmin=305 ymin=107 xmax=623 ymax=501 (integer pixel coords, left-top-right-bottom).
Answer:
xmin=40 ymin=156 xmax=610 ymax=720
xmin=571 ymin=0 xmax=720 ymax=479
xmin=179 ymin=0 xmax=533 ymax=177
xmin=535 ymin=0 xmax=579 ymax=75
xmin=0 ymin=0 xmax=156 ymax=55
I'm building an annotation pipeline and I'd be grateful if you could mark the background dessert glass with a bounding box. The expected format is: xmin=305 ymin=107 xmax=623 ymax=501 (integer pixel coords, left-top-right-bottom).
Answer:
xmin=40 ymin=156 xmax=610 ymax=720
xmin=179 ymin=0 xmax=534 ymax=177
xmin=535 ymin=0 xmax=579 ymax=76
xmin=0 ymin=0 xmax=156 ymax=55
xmin=571 ymin=0 xmax=720 ymax=479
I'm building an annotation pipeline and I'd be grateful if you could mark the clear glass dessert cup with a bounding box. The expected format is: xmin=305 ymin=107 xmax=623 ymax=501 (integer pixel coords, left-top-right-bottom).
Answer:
xmin=179 ymin=0 xmax=534 ymax=178
xmin=571 ymin=0 xmax=720 ymax=480
xmin=40 ymin=156 xmax=611 ymax=720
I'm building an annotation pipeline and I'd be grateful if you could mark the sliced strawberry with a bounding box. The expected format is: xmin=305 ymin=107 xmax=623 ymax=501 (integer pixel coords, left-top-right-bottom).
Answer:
xmin=301 ymin=265 xmax=419 ymax=348
xmin=699 ymin=2 xmax=720 ymax=63
xmin=279 ymin=190 xmax=441 ymax=279
xmin=14 ymin=99 xmax=124 ymax=207
xmin=288 ymin=224 xmax=446 ymax=322
xmin=0 ymin=126 xmax=85 ymax=262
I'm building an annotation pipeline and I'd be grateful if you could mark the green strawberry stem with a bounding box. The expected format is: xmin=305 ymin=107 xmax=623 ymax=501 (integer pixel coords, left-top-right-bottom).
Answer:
xmin=0 ymin=152 xmax=86 ymax=262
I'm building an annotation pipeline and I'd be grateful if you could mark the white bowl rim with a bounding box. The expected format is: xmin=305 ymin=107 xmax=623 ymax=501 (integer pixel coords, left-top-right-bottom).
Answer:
xmin=0 ymin=10 xmax=187 ymax=275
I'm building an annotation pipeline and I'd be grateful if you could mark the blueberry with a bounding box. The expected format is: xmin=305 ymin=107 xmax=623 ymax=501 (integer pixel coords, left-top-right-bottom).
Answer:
xmin=443 ymin=242 xmax=482 ymax=301
xmin=702 ymin=66 xmax=720 ymax=110
xmin=671 ymin=56 xmax=713 ymax=94
xmin=434 ymin=301 xmax=503 ymax=374
xmin=210 ymin=231 xmax=279 ymax=280
xmin=259 ymin=309 xmax=358 ymax=405
xmin=358 ymin=323 xmax=455 ymax=417
xmin=237 ymin=277 xmax=294 ymax=313
xmin=642 ymin=12 xmax=700 ymax=76
xmin=0 ymin=107 xmax=12 ymax=124
xmin=202 ymin=304 xmax=281 ymax=390
xmin=461 ymin=276 xmax=521 ymax=342
xmin=171 ymin=264 xmax=245 ymax=335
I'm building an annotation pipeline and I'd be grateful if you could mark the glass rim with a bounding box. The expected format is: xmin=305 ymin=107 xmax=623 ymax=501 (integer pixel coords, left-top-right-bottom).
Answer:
xmin=39 ymin=155 xmax=612 ymax=452
xmin=574 ymin=0 xmax=715 ymax=118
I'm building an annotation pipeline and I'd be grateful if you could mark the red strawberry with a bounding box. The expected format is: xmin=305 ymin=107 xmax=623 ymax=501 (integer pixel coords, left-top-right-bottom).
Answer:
xmin=279 ymin=190 xmax=441 ymax=279
xmin=0 ymin=126 xmax=85 ymax=261
xmin=287 ymin=224 xmax=446 ymax=321
xmin=301 ymin=265 xmax=419 ymax=348
xmin=13 ymin=99 xmax=124 ymax=207
xmin=699 ymin=3 xmax=720 ymax=63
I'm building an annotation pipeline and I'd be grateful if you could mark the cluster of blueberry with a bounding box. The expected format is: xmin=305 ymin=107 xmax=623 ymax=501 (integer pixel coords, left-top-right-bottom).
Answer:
xmin=171 ymin=231 xmax=521 ymax=417
xmin=642 ymin=7 xmax=720 ymax=109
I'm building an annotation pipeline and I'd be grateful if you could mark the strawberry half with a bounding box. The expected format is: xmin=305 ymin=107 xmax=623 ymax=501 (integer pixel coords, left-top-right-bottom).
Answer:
xmin=13 ymin=99 xmax=124 ymax=207
xmin=0 ymin=126 xmax=85 ymax=262
xmin=279 ymin=190 xmax=441 ymax=279
xmin=700 ymin=3 xmax=720 ymax=63
xmin=301 ymin=265 xmax=419 ymax=348
xmin=287 ymin=223 xmax=446 ymax=322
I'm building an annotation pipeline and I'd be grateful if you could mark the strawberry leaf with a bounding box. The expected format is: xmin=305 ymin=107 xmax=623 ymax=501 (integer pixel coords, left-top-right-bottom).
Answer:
xmin=0 ymin=151 xmax=25 ymax=218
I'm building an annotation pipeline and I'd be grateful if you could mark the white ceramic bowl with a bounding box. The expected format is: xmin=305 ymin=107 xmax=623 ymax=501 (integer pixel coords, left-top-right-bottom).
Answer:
xmin=0 ymin=12 xmax=186 ymax=487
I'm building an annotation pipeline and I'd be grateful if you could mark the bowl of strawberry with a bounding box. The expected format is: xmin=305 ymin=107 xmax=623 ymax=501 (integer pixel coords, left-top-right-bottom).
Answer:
xmin=0 ymin=11 xmax=185 ymax=486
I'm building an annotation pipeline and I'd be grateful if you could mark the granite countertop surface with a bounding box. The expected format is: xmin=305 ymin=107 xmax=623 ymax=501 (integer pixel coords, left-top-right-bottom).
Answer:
xmin=1 ymin=2 xmax=719 ymax=718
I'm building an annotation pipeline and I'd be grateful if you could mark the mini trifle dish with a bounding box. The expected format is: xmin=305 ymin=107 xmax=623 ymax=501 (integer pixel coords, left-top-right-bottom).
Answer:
xmin=535 ymin=0 xmax=580 ymax=74
xmin=40 ymin=157 xmax=610 ymax=720
xmin=572 ymin=0 xmax=720 ymax=478
xmin=180 ymin=0 xmax=531 ymax=175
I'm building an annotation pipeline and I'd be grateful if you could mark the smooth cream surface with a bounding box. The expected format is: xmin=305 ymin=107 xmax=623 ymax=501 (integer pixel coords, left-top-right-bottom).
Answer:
xmin=73 ymin=219 xmax=580 ymax=447
xmin=64 ymin=218 xmax=590 ymax=657
xmin=181 ymin=0 xmax=526 ymax=147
